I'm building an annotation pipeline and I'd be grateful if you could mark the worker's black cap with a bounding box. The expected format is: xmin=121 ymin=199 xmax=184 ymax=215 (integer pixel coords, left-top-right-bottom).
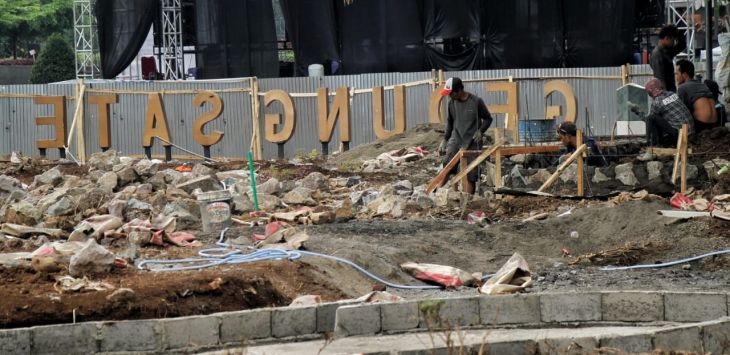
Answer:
xmin=557 ymin=121 xmax=577 ymax=136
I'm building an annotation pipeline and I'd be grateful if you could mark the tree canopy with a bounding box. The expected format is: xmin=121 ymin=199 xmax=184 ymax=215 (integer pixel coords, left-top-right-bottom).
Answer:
xmin=30 ymin=33 xmax=75 ymax=83
xmin=0 ymin=0 xmax=72 ymax=59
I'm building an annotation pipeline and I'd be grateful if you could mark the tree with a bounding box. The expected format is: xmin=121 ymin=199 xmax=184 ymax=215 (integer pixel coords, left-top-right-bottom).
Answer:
xmin=30 ymin=33 xmax=75 ymax=83
xmin=0 ymin=0 xmax=72 ymax=58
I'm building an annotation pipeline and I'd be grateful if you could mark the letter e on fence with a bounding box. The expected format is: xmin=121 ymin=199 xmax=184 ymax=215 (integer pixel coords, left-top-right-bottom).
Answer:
xmin=34 ymin=96 xmax=67 ymax=149
xmin=192 ymin=91 xmax=224 ymax=146
xmin=264 ymin=90 xmax=296 ymax=143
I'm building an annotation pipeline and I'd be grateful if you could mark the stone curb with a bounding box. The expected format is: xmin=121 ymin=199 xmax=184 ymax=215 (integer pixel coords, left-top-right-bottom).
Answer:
xmin=1 ymin=291 xmax=728 ymax=353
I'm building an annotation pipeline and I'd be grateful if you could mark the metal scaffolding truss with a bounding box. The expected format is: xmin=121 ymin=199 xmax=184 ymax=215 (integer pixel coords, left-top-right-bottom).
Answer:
xmin=161 ymin=0 xmax=185 ymax=80
xmin=667 ymin=0 xmax=698 ymax=60
xmin=73 ymin=0 xmax=100 ymax=79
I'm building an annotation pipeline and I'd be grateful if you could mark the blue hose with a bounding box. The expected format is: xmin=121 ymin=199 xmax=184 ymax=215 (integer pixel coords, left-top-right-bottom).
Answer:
xmin=600 ymin=250 xmax=730 ymax=271
xmin=136 ymin=228 xmax=444 ymax=290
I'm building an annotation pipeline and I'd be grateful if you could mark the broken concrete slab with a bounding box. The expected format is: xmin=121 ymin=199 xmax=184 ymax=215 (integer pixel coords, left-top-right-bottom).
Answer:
xmin=88 ymin=150 xmax=121 ymax=171
xmin=301 ymin=172 xmax=329 ymax=191
xmin=133 ymin=159 xmax=162 ymax=177
xmin=283 ymin=187 xmax=317 ymax=206
xmin=33 ymin=168 xmax=64 ymax=187
xmin=176 ymin=176 xmax=223 ymax=194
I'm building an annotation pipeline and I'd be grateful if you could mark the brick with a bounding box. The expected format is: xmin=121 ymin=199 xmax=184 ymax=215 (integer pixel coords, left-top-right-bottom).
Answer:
xmin=335 ymin=304 xmax=381 ymax=337
xmin=419 ymin=297 xmax=480 ymax=329
xmin=602 ymin=292 xmax=663 ymax=322
xmin=480 ymin=294 xmax=540 ymax=325
xmin=0 ymin=329 xmax=30 ymax=355
xmin=100 ymin=320 xmax=161 ymax=352
xmin=32 ymin=323 xmax=98 ymax=355
xmin=701 ymin=318 xmax=730 ymax=355
xmin=162 ymin=315 xmax=220 ymax=350
xmin=538 ymin=336 xmax=597 ymax=355
xmin=540 ymin=293 xmax=601 ymax=323
xmin=219 ymin=309 xmax=271 ymax=344
xmin=272 ymin=306 xmax=316 ymax=338
xmin=664 ymin=293 xmax=727 ymax=322
xmin=381 ymin=301 xmax=420 ymax=332
xmin=653 ymin=325 xmax=703 ymax=353
xmin=599 ymin=334 xmax=653 ymax=353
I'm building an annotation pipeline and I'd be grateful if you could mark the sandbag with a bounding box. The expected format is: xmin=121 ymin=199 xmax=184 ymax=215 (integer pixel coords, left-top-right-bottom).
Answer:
xmin=401 ymin=262 xmax=477 ymax=288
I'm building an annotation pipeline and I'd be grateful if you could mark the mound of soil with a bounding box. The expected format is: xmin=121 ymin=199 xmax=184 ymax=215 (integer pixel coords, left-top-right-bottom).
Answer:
xmin=330 ymin=123 xmax=444 ymax=166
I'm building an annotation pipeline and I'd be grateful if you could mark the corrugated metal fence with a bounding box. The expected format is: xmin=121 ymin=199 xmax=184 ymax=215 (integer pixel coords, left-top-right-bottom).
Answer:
xmin=0 ymin=65 xmax=656 ymax=160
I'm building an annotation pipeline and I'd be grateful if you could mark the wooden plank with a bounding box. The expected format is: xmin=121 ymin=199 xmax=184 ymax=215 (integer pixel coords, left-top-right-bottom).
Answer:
xmin=459 ymin=155 xmax=468 ymax=192
xmin=671 ymin=125 xmax=685 ymax=184
xmin=576 ymin=129 xmax=584 ymax=197
xmin=448 ymin=139 xmax=506 ymax=188
xmin=494 ymin=129 xmax=502 ymax=188
xmin=538 ymin=144 xmax=588 ymax=193
xmin=426 ymin=149 xmax=464 ymax=194
xmin=680 ymin=125 xmax=688 ymax=193
xmin=462 ymin=145 xmax=562 ymax=157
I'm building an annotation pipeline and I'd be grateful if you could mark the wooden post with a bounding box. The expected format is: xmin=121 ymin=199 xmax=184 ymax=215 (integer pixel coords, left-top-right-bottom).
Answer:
xmin=494 ymin=129 xmax=502 ymax=188
xmin=538 ymin=144 xmax=588 ymax=193
xmin=76 ymin=80 xmax=86 ymax=163
xmin=680 ymin=125 xmax=688 ymax=193
xmin=621 ymin=64 xmax=631 ymax=85
xmin=426 ymin=149 xmax=464 ymax=194
xmin=671 ymin=124 xmax=687 ymax=185
xmin=448 ymin=139 xmax=506 ymax=188
xmin=459 ymin=155 xmax=469 ymax=191
xmin=250 ymin=77 xmax=263 ymax=160
xmin=576 ymin=129 xmax=584 ymax=197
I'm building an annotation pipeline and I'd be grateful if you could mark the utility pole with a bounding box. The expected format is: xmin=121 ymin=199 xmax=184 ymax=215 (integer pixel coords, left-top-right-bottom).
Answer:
xmin=706 ymin=0 xmax=714 ymax=80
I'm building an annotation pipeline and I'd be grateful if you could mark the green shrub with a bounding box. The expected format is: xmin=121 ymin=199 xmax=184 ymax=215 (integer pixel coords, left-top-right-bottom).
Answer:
xmin=29 ymin=33 xmax=74 ymax=84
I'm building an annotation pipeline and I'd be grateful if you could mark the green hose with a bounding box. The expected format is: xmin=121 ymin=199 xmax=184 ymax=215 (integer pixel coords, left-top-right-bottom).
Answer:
xmin=247 ymin=151 xmax=260 ymax=211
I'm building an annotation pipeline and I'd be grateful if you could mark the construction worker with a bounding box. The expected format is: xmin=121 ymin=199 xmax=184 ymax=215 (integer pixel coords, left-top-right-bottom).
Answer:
xmin=650 ymin=25 xmax=681 ymax=93
xmin=636 ymin=78 xmax=694 ymax=147
xmin=437 ymin=77 xmax=493 ymax=194
xmin=555 ymin=121 xmax=608 ymax=167
xmin=675 ymin=59 xmax=718 ymax=132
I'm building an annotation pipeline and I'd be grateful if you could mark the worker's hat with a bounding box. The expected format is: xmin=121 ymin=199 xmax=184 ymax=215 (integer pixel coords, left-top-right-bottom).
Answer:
xmin=440 ymin=77 xmax=464 ymax=96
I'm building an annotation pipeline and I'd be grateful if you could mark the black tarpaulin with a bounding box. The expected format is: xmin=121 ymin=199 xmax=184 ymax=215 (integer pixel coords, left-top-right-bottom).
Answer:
xmin=420 ymin=0 xmax=482 ymax=71
xmin=195 ymin=0 xmax=278 ymax=79
xmin=281 ymin=0 xmax=340 ymax=76
xmin=96 ymin=0 xmax=158 ymax=79
xmin=336 ymin=0 xmax=425 ymax=74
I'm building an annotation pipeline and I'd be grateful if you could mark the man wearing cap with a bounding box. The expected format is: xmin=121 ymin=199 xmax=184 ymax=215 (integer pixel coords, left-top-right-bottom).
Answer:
xmin=635 ymin=78 xmax=693 ymax=147
xmin=438 ymin=77 xmax=493 ymax=194
xmin=675 ymin=59 xmax=718 ymax=132
xmin=556 ymin=121 xmax=608 ymax=167
xmin=650 ymin=25 xmax=681 ymax=93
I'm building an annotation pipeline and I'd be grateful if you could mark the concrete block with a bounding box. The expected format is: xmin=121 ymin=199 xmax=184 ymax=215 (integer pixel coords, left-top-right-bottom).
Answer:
xmin=272 ymin=306 xmax=317 ymax=338
xmin=100 ymin=320 xmax=161 ymax=352
xmin=602 ymin=292 xmax=663 ymax=322
xmin=316 ymin=301 xmax=358 ymax=333
xmin=162 ymin=315 xmax=220 ymax=350
xmin=599 ymin=334 xmax=653 ymax=353
xmin=419 ymin=297 xmax=480 ymax=329
xmin=701 ymin=318 xmax=730 ymax=355
xmin=219 ymin=309 xmax=271 ymax=344
xmin=538 ymin=336 xmax=597 ymax=355
xmin=335 ymin=304 xmax=381 ymax=337
xmin=480 ymin=294 xmax=540 ymax=325
xmin=483 ymin=340 xmax=538 ymax=355
xmin=653 ymin=325 xmax=703 ymax=352
xmin=664 ymin=293 xmax=727 ymax=322
xmin=0 ymin=329 xmax=30 ymax=355
xmin=381 ymin=301 xmax=420 ymax=332
xmin=32 ymin=323 xmax=98 ymax=355
xmin=540 ymin=293 xmax=601 ymax=322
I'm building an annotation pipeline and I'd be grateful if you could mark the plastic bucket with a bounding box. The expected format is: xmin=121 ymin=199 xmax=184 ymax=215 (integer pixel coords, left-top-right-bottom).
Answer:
xmin=197 ymin=190 xmax=232 ymax=233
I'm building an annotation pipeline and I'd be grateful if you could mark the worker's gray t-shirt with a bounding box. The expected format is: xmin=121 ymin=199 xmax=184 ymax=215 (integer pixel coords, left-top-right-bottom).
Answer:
xmin=444 ymin=94 xmax=492 ymax=149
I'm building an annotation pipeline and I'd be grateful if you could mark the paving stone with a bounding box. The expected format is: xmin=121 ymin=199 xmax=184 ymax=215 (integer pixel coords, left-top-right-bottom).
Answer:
xmin=335 ymin=304 xmax=382 ymax=337
xmin=100 ymin=320 xmax=161 ymax=352
xmin=316 ymin=301 xmax=359 ymax=333
xmin=219 ymin=309 xmax=271 ymax=343
xmin=162 ymin=315 xmax=220 ymax=350
xmin=32 ymin=323 xmax=98 ymax=355
xmin=272 ymin=306 xmax=317 ymax=338
xmin=599 ymin=333 xmax=653 ymax=353
xmin=540 ymin=293 xmax=601 ymax=322
xmin=664 ymin=292 xmax=727 ymax=322
xmin=701 ymin=318 xmax=730 ymax=355
xmin=653 ymin=325 xmax=703 ymax=353
xmin=381 ymin=301 xmax=420 ymax=332
xmin=0 ymin=328 xmax=30 ymax=355
xmin=602 ymin=292 xmax=663 ymax=322
xmin=480 ymin=294 xmax=540 ymax=325
xmin=538 ymin=336 xmax=597 ymax=355
xmin=419 ymin=297 xmax=480 ymax=329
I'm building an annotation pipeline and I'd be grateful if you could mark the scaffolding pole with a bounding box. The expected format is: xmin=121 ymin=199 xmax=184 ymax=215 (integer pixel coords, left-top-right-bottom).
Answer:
xmin=160 ymin=0 xmax=185 ymax=80
xmin=667 ymin=0 xmax=697 ymax=60
xmin=73 ymin=0 xmax=100 ymax=79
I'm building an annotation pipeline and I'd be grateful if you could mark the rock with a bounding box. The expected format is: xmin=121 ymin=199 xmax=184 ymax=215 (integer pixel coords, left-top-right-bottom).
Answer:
xmin=0 ymin=175 xmax=22 ymax=196
xmin=88 ymin=150 xmax=121 ymax=171
xmin=73 ymin=188 xmax=112 ymax=212
xmin=108 ymin=199 xmax=127 ymax=219
xmin=350 ymin=190 xmax=379 ymax=207
xmin=510 ymin=154 xmax=526 ymax=164
xmin=393 ymin=180 xmax=414 ymax=196
xmin=106 ymin=288 xmax=136 ymax=304
xmin=511 ymin=165 xmax=528 ymax=185
xmin=135 ymin=183 xmax=153 ymax=197
xmin=69 ymin=239 xmax=116 ymax=277
xmin=559 ymin=163 xmax=578 ymax=184
xmin=192 ymin=163 xmax=215 ymax=177
xmin=216 ymin=170 xmax=250 ymax=182
xmin=165 ymin=187 xmax=190 ymax=199
xmin=527 ymin=169 xmax=551 ymax=185
xmin=334 ymin=176 xmax=361 ymax=187
xmin=33 ymin=168 xmax=64 ymax=187
xmin=283 ymin=187 xmax=317 ymax=206
xmin=148 ymin=172 xmax=167 ymax=191
xmin=687 ymin=164 xmax=698 ymax=180
xmin=335 ymin=199 xmax=354 ymax=221
xmin=258 ymin=178 xmax=281 ymax=195
xmin=176 ymin=176 xmax=222 ymax=194
xmin=368 ymin=195 xmax=401 ymax=216
xmin=251 ymin=193 xmax=280 ymax=211
xmin=414 ymin=195 xmax=435 ymax=209
xmin=162 ymin=169 xmax=186 ymax=185
xmin=98 ymin=172 xmax=118 ymax=192
xmin=117 ymin=243 xmax=139 ymax=262
xmin=636 ymin=152 xmax=656 ymax=162
xmin=114 ymin=166 xmax=138 ymax=186
xmin=593 ymin=168 xmax=611 ymax=183
xmin=301 ymin=172 xmax=328 ymax=191
xmin=133 ymin=159 xmax=161 ymax=176
xmin=615 ymin=163 xmax=638 ymax=186
xmin=647 ymin=161 xmax=663 ymax=181
xmin=4 ymin=200 xmax=41 ymax=225
xmin=163 ymin=200 xmax=200 ymax=229
xmin=433 ymin=188 xmax=464 ymax=208
xmin=279 ymin=180 xmax=296 ymax=193
xmin=88 ymin=170 xmax=104 ymax=183
xmin=46 ymin=197 xmax=74 ymax=216
xmin=232 ymin=193 xmax=253 ymax=213
xmin=127 ymin=198 xmax=152 ymax=210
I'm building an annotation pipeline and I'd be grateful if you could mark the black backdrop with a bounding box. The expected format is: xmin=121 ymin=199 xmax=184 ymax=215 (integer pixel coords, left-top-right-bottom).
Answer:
xmin=96 ymin=0 xmax=636 ymax=79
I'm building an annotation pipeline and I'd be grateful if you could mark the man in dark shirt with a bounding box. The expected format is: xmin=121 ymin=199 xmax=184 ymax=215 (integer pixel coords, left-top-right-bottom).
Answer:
xmin=705 ymin=79 xmax=727 ymax=127
xmin=638 ymin=78 xmax=694 ymax=147
xmin=437 ymin=77 xmax=493 ymax=194
xmin=675 ymin=59 xmax=718 ymax=132
xmin=650 ymin=25 xmax=681 ymax=93
xmin=556 ymin=122 xmax=608 ymax=167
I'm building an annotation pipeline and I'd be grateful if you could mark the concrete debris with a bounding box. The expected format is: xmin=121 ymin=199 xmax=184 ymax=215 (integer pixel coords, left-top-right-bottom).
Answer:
xmin=33 ymin=168 xmax=64 ymax=187
xmin=479 ymin=253 xmax=533 ymax=295
xmin=258 ymin=177 xmax=281 ymax=195
xmin=176 ymin=175 xmax=223 ymax=194
xmin=133 ymin=159 xmax=162 ymax=177
xmin=69 ymin=239 xmax=119 ymax=277
xmin=614 ymin=163 xmax=638 ymax=186
xmin=98 ymin=172 xmax=118 ymax=192
xmin=114 ymin=165 xmax=138 ymax=186
xmin=68 ymin=215 xmax=123 ymax=242
xmin=393 ymin=180 xmax=414 ymax=196
xmin=300 ymin=172 xmax=329 ymax=191
xmin=55 ymin=275 xmax=115 ymax=293
xmin=88 ymin=150 xmax=121 ymax=171
xmin=290 ymin=295 xmax=322 ymax=306
xmin=0 ymin=223 xmax=64 ymax=238
xmin=647 ymin=161 xmax=663 ymax=181
xmin=283 ymin=187 xmax=317 ymax=206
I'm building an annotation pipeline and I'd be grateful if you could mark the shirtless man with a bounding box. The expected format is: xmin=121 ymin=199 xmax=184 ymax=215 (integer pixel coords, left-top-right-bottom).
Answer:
xmin=675 ymin=59 xmax=718 ymax=132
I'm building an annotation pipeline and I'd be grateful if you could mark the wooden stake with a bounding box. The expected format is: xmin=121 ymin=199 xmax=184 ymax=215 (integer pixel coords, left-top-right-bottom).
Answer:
xmin=448 ymin=139 xmax=506 ymax=188
xmin=680 ymin=125 xmax=688 ymax=193
xmin=671 ymin=124 xmax=686 ymax=184
xmin=576 ymin=129 xmax=584 ymax=197
xmin=250 ymin=77 xmax=263 ymax=160
xmin=538 ymin=144 xmax=588 ymax=193
xmin=494 ymin=129 xmax=502 ymax=188
xmin=459 ymin=154 xmax=469 ymax=192
xmin=426 ymin=149 xmax=464 ymax=194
